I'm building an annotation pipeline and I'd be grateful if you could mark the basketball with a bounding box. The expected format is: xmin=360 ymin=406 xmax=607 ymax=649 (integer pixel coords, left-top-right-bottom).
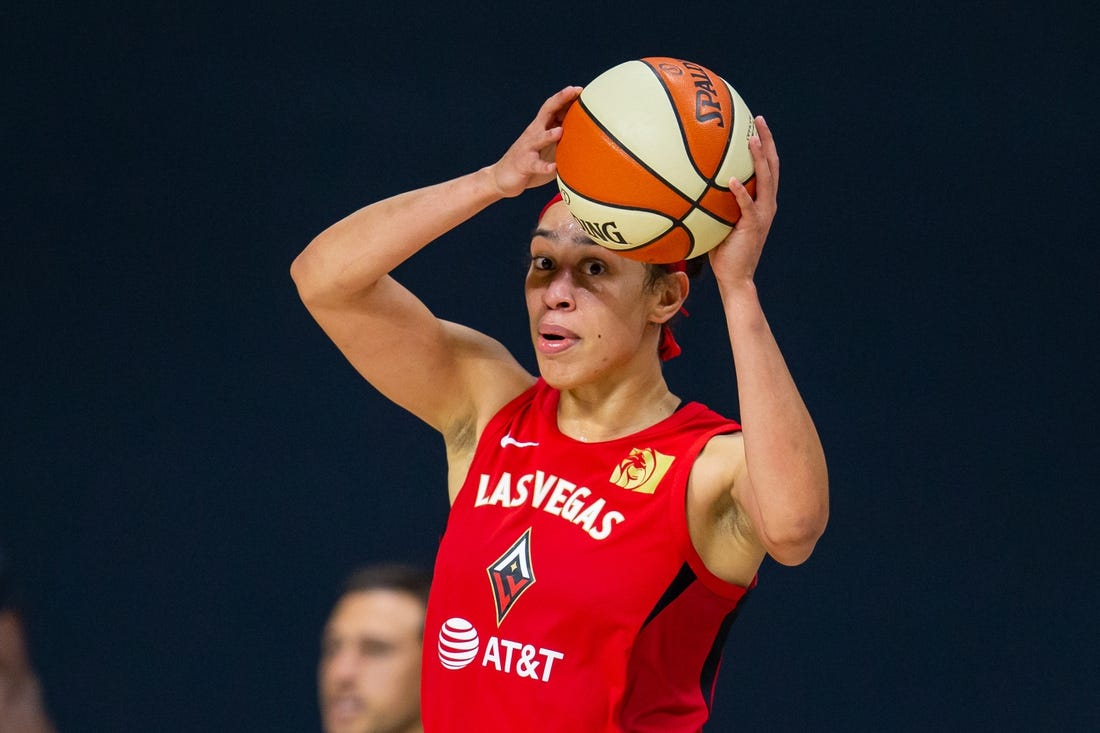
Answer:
xmin=555 ymin=57 xmax=757 ymax=263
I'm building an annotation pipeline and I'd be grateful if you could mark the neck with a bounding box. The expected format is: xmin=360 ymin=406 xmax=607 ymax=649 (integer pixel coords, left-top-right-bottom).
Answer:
xmin=556 ymin=373 xmax=680 ymax=443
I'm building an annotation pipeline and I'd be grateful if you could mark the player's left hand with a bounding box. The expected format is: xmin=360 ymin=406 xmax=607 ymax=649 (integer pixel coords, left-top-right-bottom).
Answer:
xmin=708 ymin=115 xmax=779 ymax=290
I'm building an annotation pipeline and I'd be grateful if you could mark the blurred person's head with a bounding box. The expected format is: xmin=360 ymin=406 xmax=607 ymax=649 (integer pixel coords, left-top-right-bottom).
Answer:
xmin=0 ymin=546 xmax=57 ymax=733
xmin=319 ymin=563 xmax=431 ymax=733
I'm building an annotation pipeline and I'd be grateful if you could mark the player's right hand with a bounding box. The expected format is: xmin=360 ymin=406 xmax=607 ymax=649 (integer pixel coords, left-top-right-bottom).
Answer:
xmin=488 ymin=86 xmax=582 ymax=198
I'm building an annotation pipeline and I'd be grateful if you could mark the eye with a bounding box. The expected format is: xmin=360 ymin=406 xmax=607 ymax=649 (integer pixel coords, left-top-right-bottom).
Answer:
xmin=531 ymin=255 xmax=554 ymax=271
xmin=361 ymin=639 xmax=395 ymax=657
xmin=582 ymin=260 xmax=607 ymax=276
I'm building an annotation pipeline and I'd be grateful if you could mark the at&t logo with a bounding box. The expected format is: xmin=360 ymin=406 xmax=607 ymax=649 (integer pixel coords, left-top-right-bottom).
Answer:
xmin=437 ymin=617 xmax=480 ymax=669
xmin=436 ymin=617 xmax=564 ymax=683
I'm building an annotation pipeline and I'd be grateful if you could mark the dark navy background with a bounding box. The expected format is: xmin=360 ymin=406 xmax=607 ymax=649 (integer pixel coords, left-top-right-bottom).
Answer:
xmin=4 ymin=2 xmax=1096 ymax=730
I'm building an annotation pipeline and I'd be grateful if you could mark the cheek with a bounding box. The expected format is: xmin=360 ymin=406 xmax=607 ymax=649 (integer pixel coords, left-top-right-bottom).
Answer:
xmin=525 ymin=285 xmax=542 ymax=312
xmin=594 ymin=332 xmax=615 ymax=366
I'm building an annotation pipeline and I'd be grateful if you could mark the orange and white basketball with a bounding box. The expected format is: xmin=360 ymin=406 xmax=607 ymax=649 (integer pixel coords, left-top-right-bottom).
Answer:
xmin=555 ymin=57 xmax=757 ymax=264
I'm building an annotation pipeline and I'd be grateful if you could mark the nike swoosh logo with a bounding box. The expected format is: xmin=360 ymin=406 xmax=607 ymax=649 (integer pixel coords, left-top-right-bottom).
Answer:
xmin=500 ymin=435 xmax=539 ymax=449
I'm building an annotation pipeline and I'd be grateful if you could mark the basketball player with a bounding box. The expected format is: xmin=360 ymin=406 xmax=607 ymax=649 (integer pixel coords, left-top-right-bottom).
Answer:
xmin=293 ymin=86 xmax=828 ymax=731
xmin=318 ymin=564 xmax=431 ymax=733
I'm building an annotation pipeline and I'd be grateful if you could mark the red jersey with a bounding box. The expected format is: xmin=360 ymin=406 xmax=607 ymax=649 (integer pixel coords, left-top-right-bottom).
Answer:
xmin=422 ymin=379 xmax=752 ymax=733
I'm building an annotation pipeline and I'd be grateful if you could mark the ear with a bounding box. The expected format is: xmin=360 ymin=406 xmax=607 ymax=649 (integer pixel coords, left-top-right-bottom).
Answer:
xmin=649 ymin=271 xmax=689 ymax=325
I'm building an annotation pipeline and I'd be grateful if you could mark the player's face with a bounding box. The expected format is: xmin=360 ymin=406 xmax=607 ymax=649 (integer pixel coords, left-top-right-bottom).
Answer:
xmin=526 ymin=202 xmax=661 ymax=387
xmin=318 ymin=590 xmax=424 ymax=733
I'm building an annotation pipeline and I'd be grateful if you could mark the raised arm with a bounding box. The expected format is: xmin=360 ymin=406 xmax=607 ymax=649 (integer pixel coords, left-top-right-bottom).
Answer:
xmin=290 ymin=87 xmax=582 ymax=442
xmin=709 ymin=117 xmax=829 ymax=567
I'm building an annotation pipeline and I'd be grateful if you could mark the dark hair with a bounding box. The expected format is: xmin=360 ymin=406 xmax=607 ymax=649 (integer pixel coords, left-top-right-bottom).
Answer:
xmin=340 ymin=563 xmax=432 ymax=608
xmin=643 ymin=255 xmax=708 ymax=290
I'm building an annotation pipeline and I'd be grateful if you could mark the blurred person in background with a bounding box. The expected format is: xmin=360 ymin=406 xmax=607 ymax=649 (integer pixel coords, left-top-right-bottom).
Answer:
xmin=0 ymin=548 xmax=56 ymax=733
xmin=319 ymin=563 xmax=431 ymax=733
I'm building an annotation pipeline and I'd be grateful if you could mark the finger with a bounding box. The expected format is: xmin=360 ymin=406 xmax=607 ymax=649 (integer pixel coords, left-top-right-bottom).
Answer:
xmin=749 ymin=131 xmax=770 ymax=184
xmin=540 ymin=85 xmax=583 ymax=125
xmin=727 ymin=176 xmax=757 ymax=222
xmin=754 ymin=115 xmax=780 ymax=187
xmin=745 ymin=133 xmax=776 ymax=204
xmin=533 ymin=126 xmax=563 ymax=163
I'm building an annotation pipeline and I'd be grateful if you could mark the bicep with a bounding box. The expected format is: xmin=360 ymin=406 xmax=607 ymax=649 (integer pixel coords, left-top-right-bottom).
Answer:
xmin=304 ymin=275 xmax=532 ymax=435
xmin=705 ymin=432 xmax=824 ymax=567
xmin=686 ymin=433 xmax=765 ymax=586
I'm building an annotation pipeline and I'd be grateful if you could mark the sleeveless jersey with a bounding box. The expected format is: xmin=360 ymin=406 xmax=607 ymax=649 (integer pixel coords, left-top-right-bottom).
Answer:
xmin=422 ymin=379 xmax=753 ymax=732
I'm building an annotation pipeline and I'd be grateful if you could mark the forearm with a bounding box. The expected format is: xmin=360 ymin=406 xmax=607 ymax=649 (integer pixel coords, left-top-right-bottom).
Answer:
xmin=291 ymin=167 xmax=503 ymax=306
xmin=721 ymin=281 xmax=829 ymax=563
xmin=291 ymin=85 xmax=580 ymax=308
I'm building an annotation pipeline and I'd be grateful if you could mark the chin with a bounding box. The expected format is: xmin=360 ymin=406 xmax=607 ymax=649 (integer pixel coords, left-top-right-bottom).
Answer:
xmin=536 ymin=356 xmax=595 ymax=392
xmin=535 ymin=358 xmax=569 ymax=389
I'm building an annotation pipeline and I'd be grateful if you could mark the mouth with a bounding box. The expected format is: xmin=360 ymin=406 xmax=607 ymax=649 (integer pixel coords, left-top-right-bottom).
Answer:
xmin=325 ymin=695 xmax=365 ymax=722
xmin=537 ymin=323 xmax=579 ymax=355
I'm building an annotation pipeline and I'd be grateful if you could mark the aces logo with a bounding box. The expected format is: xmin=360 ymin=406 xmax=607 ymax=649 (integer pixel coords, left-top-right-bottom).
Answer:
xmin=609 ymin=447 xmax=675 ymax=494
xmin=436 ymin=529 xmax=566 ymax=682
xmin=487 ymin=528 xmax=535 ymax=625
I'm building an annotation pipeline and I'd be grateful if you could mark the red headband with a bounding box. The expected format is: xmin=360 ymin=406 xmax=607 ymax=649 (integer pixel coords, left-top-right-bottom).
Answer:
xmin=538 ymin=192 xmax=564 ymax=222
xmin=537 ymin=192 xmax=686 ymax=361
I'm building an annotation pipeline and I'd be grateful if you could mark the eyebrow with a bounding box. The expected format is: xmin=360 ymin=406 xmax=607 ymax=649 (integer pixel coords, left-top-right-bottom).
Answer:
xmin=531 ymin=227 xmax=598 ymax=246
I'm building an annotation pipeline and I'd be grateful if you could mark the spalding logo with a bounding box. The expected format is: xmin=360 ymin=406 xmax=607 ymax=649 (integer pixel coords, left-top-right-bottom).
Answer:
xmin=437 ymin=617 xmax=480 ymax=670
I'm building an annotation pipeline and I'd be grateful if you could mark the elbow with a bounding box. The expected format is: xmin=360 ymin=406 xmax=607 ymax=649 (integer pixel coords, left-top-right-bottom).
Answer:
xmin=291 ymin=232 xmax=379 ymax=309
xmin=762 ymin=496 xmax=829 ymax=567
xmin=289 ymin=248 xmax=307 ymax=285
xmin=290 ymin=237 xmax=334 ymax=307
xmin=766 ymin=530 xmax=824 ymax=567
xmin=290 ymin=241 xmax=318 ymax=296
xmin=290 ymin=246 xmax=311 ymax=296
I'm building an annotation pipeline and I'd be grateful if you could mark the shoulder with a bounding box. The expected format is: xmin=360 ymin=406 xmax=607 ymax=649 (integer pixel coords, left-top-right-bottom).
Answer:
xmin=687 ymin=432 xmax=746 ymax=512
xmin=438 ymin=320 xmax=536 ymax=427
xmin=441 ymin=346 xmax=536 ymax=500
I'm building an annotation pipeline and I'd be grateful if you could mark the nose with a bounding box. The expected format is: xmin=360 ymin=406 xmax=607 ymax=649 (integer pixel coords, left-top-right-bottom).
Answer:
xmin=325 ymin=647 xmax=359 ymax=685
xmin=543 ymin=269 xmax=576 ymax=310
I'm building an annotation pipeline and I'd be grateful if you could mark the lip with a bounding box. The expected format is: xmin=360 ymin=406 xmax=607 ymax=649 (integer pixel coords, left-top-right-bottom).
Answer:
xmin=536 ymin=322 xmax=579 ymax=355
xmin=326 ymin=696 xmax=364 ymax=722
